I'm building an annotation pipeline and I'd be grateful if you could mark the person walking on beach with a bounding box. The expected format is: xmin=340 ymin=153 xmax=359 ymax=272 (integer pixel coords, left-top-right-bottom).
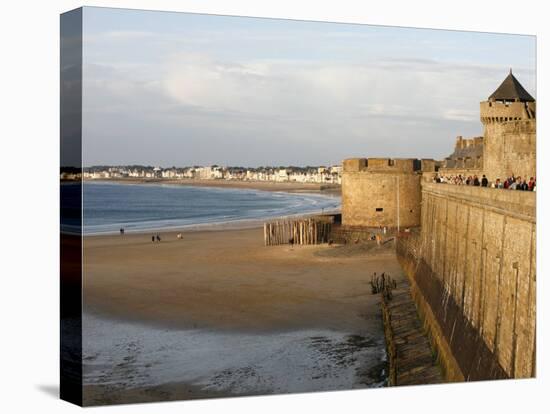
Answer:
xmin=152 ymin=235 xmax=155 ymax=242
xmin=120 ymin=227 xmax=124 ymax=235
xmin=156 ymin=234 xmax=161 ymax=242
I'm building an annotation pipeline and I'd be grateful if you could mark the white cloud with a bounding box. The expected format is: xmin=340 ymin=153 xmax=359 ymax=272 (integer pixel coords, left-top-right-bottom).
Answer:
xmin=443 ymin=109 xmax=479 ymax=122
xmin=159 ymin=53 xmax=509 ymax=126
xmin=82 ymin=45 xmax=535 ymax=165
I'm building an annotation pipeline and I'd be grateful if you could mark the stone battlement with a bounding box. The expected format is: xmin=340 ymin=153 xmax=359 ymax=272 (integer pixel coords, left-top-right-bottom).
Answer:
xmin=455 ymin=135 xmax=483 ymax=149
xmin=443 ymin=135 xmax=484 ymax=170
xmin=343 ymin=158 xmax=435 ymax=173
xmin=480 ymin=101 xmax=536 ymax=123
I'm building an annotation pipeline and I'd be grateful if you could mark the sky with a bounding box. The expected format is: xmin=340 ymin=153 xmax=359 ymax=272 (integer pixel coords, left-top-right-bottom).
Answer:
xmin=81 ymin=7 xmax=536 ymax=167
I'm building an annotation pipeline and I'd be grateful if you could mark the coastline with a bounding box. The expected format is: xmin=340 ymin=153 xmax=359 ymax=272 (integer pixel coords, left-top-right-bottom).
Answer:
xmin=82 ymin=227 xmax=399 ymax=404
xmin=83 ymin=177 xmax=341 ymax=194
xmin=83 ymin=212 xmax=341 ymax=237
xmin=83 ymin=180 xmax=341 ymax=236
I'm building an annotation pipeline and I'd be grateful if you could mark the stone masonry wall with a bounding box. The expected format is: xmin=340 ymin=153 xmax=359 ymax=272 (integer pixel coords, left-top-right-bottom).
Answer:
xmin=483 ymin=119 xmax=536 ymax=182
xmin=342 ymin=172 xmax=421 ymax=228
xmin=342 ymin=158 xmax=422 ymax=228
xmin=397 ymin=182 xmax=536 ymax=380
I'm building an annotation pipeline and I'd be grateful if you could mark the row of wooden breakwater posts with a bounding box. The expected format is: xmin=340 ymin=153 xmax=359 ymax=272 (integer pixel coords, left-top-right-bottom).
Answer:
xmin=263 ymin=217 xmax=333 ymax=246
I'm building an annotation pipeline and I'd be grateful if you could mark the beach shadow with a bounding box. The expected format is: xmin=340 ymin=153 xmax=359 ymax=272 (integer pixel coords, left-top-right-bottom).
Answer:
xmin=36 ymin=384 xmax=59 ymax=399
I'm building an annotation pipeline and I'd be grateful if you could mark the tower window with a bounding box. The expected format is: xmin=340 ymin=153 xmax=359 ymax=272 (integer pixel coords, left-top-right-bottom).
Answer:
xmin=376 ymin=208 xmax=384 ymax=212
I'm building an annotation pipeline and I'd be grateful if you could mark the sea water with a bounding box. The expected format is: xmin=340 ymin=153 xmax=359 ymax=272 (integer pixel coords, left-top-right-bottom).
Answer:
xmin=82 ymin=181 xmax=340 ymax=235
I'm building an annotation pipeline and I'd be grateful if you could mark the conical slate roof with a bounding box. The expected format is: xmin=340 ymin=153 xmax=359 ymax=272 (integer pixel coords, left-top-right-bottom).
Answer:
xmin=488 ymin=70 xmax=535 ymax=102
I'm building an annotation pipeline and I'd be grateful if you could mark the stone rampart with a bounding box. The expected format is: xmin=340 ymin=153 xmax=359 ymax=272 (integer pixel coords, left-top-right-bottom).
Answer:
xmin=342 ymin=158 xmax=424 ymax=228
xmin=396 ymin=182 xmax=536 ymax=380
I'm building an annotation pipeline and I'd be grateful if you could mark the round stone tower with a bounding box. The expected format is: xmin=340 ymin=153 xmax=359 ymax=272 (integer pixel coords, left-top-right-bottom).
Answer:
xmin=480 ymin=70 xmax=536 ymax=181
xmin=341 ymin=158 xmax=428 ymax=229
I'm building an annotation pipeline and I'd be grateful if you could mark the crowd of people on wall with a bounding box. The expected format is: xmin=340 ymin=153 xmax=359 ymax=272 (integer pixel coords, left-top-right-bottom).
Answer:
xmin=433 ymin=173 xmax=536 ymax=191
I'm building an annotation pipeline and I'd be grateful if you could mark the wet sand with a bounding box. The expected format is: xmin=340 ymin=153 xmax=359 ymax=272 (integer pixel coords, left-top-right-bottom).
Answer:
xmin=83 ymin=228 xmax=400 ymax=331
xmin=82 ymin=227 xmax=403 ymax=405
xmin=83 ymin=382 xmax=228 ymax=406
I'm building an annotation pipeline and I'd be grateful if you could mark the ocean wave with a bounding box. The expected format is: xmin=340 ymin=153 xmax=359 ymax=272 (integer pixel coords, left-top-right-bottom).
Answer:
xmin=83 ymin=183 xmax=340 ymax=235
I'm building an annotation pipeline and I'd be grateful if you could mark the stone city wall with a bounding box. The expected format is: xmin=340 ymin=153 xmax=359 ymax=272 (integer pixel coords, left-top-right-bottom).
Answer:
xmin=397 ymin=182 xmax=536 ymax=380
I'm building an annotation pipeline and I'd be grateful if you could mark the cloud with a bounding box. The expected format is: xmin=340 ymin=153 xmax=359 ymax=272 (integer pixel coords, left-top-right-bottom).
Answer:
xmin=443 ymin=109 xmax=479 ymax=122
xmin=81 ymin=38 xmax=535 ymax=166
xmin=159 ymin=53 xmax=519 ymax=125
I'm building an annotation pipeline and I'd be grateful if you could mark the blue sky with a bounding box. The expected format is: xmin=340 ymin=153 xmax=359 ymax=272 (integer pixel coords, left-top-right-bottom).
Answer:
xmin=81 ymin=6 xmax=536 ymax=167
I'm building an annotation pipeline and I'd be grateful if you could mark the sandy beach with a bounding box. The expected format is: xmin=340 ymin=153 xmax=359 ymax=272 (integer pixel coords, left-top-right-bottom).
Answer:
xmin=85 ymin=178 xmax=341 ymax=194
xmin=82 ymin=227 xmax=403 ymax=405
